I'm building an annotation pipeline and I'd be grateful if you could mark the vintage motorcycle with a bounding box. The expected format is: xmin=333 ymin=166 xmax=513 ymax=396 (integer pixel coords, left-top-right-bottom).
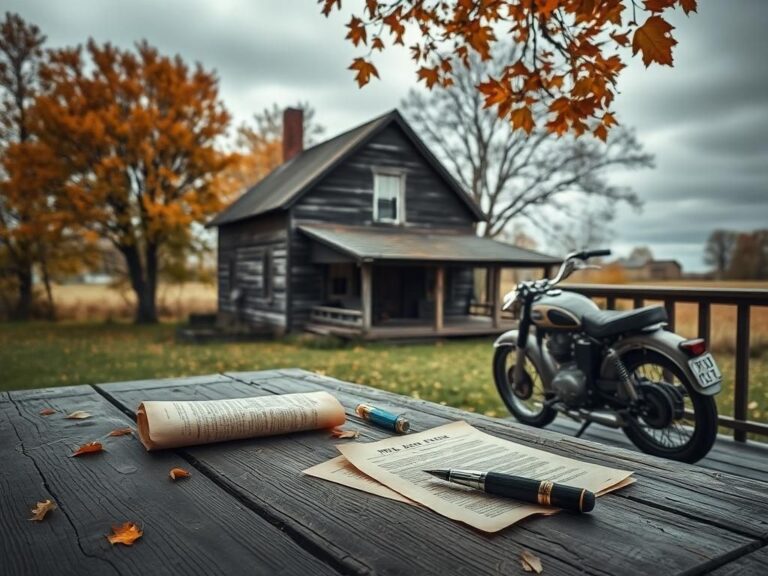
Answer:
xmin=493 ymin=249 xmax=722 ymax=463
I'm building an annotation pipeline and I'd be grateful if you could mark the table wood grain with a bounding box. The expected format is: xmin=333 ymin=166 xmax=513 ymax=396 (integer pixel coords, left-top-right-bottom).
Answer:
xmin=2 ymin=369 xmax=766 ymax=575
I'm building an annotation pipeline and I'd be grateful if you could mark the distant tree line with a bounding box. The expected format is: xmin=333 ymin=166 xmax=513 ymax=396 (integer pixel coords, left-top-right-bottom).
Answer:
xmin=705 ymin=229 xmax=768 ymax=280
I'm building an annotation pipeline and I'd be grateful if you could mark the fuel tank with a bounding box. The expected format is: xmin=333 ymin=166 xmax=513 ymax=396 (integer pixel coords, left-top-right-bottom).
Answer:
xmin=531 ymin=290 xmax=600 ymax=330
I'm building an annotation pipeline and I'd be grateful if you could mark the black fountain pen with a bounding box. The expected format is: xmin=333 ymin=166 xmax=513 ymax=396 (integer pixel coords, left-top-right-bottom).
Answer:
xmin=425 ymin=469 xmax=595 ymax=513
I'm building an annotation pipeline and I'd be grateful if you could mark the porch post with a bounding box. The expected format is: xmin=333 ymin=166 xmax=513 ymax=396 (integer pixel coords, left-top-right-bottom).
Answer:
xmin=492 ymin=265 xmax=502 ymax=329
xmin=434 ymin=265 xmax=445 ymax=332
xmin=361 ymin=263 xmax=372 ymax=333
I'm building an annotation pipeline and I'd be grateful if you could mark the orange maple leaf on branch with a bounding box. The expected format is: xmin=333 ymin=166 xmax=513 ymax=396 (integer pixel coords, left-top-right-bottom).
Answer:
xmin=320 ymin=0 xmax=697 ymax=136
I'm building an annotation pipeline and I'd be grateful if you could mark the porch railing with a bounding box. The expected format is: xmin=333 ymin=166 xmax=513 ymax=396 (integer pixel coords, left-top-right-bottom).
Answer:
xmin=310 ymin=306 xmax=363 ymax=328
xmin=566 ymin=283 xmax=768 ymax=442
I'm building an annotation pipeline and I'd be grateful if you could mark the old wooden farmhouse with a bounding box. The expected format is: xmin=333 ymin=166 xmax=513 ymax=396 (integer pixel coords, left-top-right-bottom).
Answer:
xmin=208 ymin=108 xmax=559 ymax=339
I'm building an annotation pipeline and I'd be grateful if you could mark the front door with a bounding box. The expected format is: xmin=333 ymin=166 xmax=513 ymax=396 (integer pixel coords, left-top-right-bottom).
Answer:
xmin=373 ymin=266 xmax=428 ymax=322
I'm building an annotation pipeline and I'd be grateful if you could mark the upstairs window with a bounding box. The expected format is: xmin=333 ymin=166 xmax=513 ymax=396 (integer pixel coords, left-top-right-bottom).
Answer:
xmin=373 ymin=171 xmax=405 ymax=224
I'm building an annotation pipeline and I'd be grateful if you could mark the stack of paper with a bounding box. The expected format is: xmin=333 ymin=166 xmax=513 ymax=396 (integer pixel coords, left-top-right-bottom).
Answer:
xmin=304 ymin=421 xmax=634 ymax=532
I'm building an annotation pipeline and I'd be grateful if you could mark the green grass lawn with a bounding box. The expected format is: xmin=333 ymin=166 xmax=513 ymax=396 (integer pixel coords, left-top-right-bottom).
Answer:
xmin=1 ymin=322 xmax=766 ymax=426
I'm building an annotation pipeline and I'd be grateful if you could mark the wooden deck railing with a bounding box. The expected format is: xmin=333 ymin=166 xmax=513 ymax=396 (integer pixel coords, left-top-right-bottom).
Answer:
xmin=310 ymin=306 xmax=363 ymax=328
xmin=566 ymin=283 xmax=768 ymax=442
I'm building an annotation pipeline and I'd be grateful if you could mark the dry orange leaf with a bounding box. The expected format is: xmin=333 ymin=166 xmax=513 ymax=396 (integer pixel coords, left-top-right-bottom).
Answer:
xmin=520 ymin=550 xmax=543 ymax=574
xmin=29 ymin=499 xmax=56 ymax=522
xmin=65 ymin=411 xmax=91 ymax=420
xmin=330 ymin=427 xmax=360 ymax=439
xmin=169 ymin=467 xmax=191 ymax=480
xmin=39 ymin=408 xmax=56 ymax=416
xmin=71 ymin=442 xmax=103 ymax=457
xmin=106 ymin=522 xmax=143 ymax=546
xmin=109 ymin=427 xmax=133 ymax=437
xmin=632 ymin=15 xmax=677 ymax=67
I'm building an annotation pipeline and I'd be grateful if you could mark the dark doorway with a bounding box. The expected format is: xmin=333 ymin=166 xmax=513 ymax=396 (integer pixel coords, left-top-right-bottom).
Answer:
xmin=373 ymin=266 xmax=430 ymax=322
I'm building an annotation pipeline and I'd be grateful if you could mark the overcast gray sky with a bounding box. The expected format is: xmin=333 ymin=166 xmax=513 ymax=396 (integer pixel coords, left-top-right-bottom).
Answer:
xmin=7 ymin=0 xmax=767 ymax=271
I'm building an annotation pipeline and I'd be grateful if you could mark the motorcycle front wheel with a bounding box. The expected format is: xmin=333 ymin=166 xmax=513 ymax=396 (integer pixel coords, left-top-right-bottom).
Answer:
xmin=493 ymin=346 xmax=556 ymax=427
xmin=620 ymin=349 xmax=718 ymax=464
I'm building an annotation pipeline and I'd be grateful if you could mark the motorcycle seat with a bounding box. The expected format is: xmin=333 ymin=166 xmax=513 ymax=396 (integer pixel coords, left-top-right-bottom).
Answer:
xmin=582 ymin=305 xmax=668 ymax=339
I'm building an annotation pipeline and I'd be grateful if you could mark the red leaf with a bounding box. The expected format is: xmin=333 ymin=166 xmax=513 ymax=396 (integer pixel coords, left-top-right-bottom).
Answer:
xmin=632 ymin=16 xmax=677 ymax=67
xmin=106 ymin=522 xmax=143 ymax=546
xmin=678 ymin=0 xmax=697 ymax=14
xmin=39 ymin=408 xmax=56 ymax=416
xmin=71 ymin=442 xmax=103 ymax=457
xmin=169 ymin=467 xmax=191 ymax=480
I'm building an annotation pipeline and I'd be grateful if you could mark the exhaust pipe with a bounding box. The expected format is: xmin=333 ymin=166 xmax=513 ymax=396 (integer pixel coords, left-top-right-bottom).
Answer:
xmin=554 ymin=403 xmax=625 ymax=428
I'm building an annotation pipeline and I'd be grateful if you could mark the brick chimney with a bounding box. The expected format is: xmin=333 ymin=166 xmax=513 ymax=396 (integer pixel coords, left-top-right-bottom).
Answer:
xmin=282 ymin=107 xmax=304 ymax=163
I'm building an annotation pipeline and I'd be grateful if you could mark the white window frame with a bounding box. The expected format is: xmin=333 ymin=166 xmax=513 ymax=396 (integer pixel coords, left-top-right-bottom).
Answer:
xmin=372 ymin=169 xmax=406 ymax=224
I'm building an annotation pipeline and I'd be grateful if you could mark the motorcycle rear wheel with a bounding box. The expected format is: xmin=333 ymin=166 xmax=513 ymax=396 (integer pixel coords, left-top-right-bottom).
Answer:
xmin=493 ymin=346 xmax=557 ymax=427
xmin=620 ymin=349 xmax=718 ymax=464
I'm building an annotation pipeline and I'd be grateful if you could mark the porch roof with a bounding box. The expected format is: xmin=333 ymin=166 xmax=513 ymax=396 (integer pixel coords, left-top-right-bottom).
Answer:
xmin=298 ymin=224 xmax=560 ymax=265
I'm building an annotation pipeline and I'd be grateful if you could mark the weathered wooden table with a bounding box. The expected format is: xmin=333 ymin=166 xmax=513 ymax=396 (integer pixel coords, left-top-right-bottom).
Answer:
xmin=3 ymin=369 xmax=768 ymax=575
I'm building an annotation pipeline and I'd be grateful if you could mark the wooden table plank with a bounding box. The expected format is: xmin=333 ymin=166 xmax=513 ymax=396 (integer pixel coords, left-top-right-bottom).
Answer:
xmin=710 ymin=545 xmax=768 ymax=576
xmin=97 ymin=372 xmax=761 ymax=576
xmin=253 ymin=369 xmax=768 ymax=541
xmin=0 ymin=383 xmax=339 ymax=576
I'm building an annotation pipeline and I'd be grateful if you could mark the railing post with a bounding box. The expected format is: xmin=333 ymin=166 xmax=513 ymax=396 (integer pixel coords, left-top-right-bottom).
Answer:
xmin=361 ymin=263 xmax=372 ymax=333
xmin=606 ymin=296 xmax=616 ymax=310
xmin=664 ymin=299 xmax=676 ymax=332
xmin=633 ymin=297 xmax=644 ymax=309
xmin=734 ymin=304 xmax=751 ymax=442
xmin=698 ymin=302 xmax=711 ymax=342
xmin=435 ymin=265 xmax=445 ymax=333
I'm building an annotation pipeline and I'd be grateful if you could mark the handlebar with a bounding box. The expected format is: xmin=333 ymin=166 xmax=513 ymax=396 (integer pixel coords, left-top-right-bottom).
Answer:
xmin=570 ymin=248 xmax=612 ymax=260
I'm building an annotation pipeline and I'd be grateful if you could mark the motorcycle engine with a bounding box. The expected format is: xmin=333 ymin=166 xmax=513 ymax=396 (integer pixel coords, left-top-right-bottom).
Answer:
xmin=547 ymin=334 xmax=588 ymax=406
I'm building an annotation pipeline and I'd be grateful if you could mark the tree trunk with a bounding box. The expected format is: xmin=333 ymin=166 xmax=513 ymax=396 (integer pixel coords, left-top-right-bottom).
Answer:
xmin=120 ymin=243 xmax=158 ymax=324
xmin=39 ymin=251 xmax=56 ymax=321
xmin=14 ymin=262 xmax=33 ymax=321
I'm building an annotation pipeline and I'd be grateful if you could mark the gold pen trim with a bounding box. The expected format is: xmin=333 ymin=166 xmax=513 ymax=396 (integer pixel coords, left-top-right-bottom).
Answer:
xmin=537 ymin=480 xmax=554 ymax=506
xmin=579 ymin=489 xmax=585 ymax=512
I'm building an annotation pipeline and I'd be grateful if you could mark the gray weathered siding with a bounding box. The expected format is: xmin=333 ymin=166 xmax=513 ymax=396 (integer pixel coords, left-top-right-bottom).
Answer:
xmin=291 ymin=123 xmax=477 ymax=230
xmin=217 ymin=213 xmax=288 ymax=330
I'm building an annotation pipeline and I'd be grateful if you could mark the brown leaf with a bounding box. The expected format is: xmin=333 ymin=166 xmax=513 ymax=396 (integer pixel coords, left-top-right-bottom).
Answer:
xmin=108 ymin=427 xmax=133 ymax=437
xmin=348 ymin=57 xmax=379 ymax=87
xmin=643 ymin=0 xmax=676 ymax=12
xmin=520 ymin=549 xmax=543 ymax=573
xmin=678 ymin=0 xmax=697 ymax=14
xmin=65 ymin=411 xmax=91 ymax=420
xmin=330 ymin=427 xmax=360 ymax=439
xmin=71 ymin=442 xmax=103 ymax=457
xmin=39 ymin=408 xmax=56 ymax=416
xmin=29 ymin=499 xmax=56 ymax=522
xmin=632 ymin=16 xmax=677 ymax=67
xmin=169 ymin=467 xmax=191 ymax=480
xmin=106 ymin=522 xmax=143 ymax=546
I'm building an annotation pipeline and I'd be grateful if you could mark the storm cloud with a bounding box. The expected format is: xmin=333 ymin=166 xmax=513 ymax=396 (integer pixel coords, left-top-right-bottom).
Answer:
xmin=6 ymin=0 xmax=767 ymax=271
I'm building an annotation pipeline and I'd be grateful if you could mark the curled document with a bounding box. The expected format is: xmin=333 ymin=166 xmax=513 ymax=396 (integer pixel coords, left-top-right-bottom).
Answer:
xmin=136 ymin=391 xmax=345 ymax=450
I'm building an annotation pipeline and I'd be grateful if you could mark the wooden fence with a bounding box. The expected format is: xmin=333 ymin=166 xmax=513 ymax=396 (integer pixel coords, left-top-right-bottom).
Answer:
xmin=567 ymin=284 xmax=768 ymax=442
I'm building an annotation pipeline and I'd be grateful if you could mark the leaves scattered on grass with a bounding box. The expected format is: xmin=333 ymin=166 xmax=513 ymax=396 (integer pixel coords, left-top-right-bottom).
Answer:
xmin=29 ymin=499 xmax=56 ymax=522
xmin=106 ymin=522 xmax=143 ymax=546
xmin=71 ymin=442 xmax=103 ymax=457
xmin=169 ymin=467 xmax=191 ymax=480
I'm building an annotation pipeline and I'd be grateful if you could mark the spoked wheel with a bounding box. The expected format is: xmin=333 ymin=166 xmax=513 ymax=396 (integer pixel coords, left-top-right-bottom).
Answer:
xmin=621 ymin=349 xmax=718 ymax=463
xmin=493 ymin=346 xmax=556 ymax=427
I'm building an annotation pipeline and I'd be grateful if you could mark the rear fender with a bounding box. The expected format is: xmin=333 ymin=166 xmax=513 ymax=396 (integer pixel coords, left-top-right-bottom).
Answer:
xmin=601 ymin=328 xmax=722 ymax=395
xmin=493 ymin=329 xmax=557 ymax=386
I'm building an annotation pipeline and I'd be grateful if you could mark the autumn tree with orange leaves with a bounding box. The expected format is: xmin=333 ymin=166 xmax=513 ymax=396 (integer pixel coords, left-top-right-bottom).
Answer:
xmin=321 ymin=0 xmax=697 ymax=138
xmin=30 ymin=40 xmax=232 ymax=323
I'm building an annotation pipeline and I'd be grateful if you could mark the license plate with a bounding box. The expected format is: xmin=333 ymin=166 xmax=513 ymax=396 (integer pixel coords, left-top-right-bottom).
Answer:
xmin=688 ymin=353 xmax=722 ymax=388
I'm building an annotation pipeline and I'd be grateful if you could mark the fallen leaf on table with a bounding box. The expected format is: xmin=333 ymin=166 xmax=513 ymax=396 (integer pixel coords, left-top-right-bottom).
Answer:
xmin=109 ymin=427 xmax=132 ymax=437
xmin=39 ymin=408 xmax=56 ymax=416
xmin=106 ymin=522 xmax=143 ymax=546
xmin=330 ymin=427 xmax=359 ymax=439
xmin=29 ymin=499 xmax=56 ymax=522
xmin=71 ymin=442 xmax=103 ymax=457
xmin=169 ymin=467 xmax=191 ymax=480
xmin=520 ymin=550 xmax=543 ymax=574
xmin=65 ymin=411 xmax=91 ymax=420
